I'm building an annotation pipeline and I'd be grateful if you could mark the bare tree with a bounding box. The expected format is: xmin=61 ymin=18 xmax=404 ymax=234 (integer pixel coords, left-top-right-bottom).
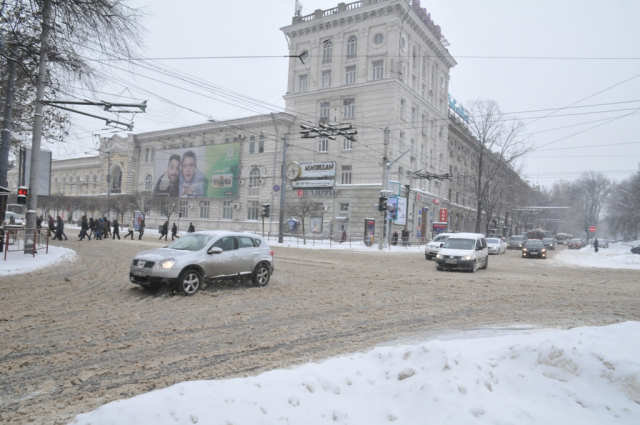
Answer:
xmin=606 ymin=168 xmax=640 ymax=240
xmin=465 ymin=100 xmax=531 ymax=233
xmin=570 ymin=172 xmax=610 ymax=242
xmin=111 ymin=194 xmax=136 ymax=222
xmin=130 ymin=191 xmax=156 ymax=218
xmin=286 ymin=200 xmax=321 ymax=245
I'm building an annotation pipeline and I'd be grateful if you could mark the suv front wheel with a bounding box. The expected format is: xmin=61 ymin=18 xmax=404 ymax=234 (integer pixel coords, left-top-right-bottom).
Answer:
xmin=177 ymin=268 xmax=203 ymax=295
xmin=252 ymin=263 xmax=271 ymax=287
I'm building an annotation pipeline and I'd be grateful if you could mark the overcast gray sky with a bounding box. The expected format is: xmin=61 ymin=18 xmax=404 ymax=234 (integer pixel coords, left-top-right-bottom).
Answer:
xmin=55 ymin=0 xmax=640 ymax=188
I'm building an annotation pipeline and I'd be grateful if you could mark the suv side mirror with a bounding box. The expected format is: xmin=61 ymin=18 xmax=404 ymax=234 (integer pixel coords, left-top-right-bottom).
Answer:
xmin=439 ymin=243 xmax=444 ymax=248
xmin=476 ymin=246 xmax=483 ymax=251
xmin=208 ymin=247 xmax=223 ymax=255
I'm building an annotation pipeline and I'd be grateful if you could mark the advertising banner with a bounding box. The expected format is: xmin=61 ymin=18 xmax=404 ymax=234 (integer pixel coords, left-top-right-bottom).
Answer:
xmin=396 ymin=197 xmax=407 ymax=226
xmin=300 ymin=162 xmax=336 ymax=178
xmin=439 ymin=208 xmax=448 ymax=222
xmin=310 ymin=216 xmax=323 ymax=233
xmin=388 ymin=197 xmax=398 ymax=221
xmin=287 ymin=161 xmax=336 ymax=189
xmin=134 ymin=211 xmax=144 ymax=230
xmin=153 ymin=143 xmax=240 ymax=198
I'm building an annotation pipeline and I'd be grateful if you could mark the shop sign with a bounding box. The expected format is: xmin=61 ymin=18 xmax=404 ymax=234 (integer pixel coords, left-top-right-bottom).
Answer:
xmin=433 ymin=198 xmax=441 ymax=205
xmin=439 ymin=208 xmax=448 ymax=222
xmin=297 ymin=189 xmax=340 ymax=197
xmin=292 ymin=180 xmax=335 ymax=188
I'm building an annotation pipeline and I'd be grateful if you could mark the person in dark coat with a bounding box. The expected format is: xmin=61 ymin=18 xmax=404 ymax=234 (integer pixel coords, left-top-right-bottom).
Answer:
xmin=159 ymin=220 xmax=169 ymax=241
xmin=36 ymin=216 xmax=43 ymax=229
xmin=171 ymin=223 xmax=179 ymax=240
xmin=594 ymin=238 xmax=599 ymax=253
xmin=79 ymin=216 xmax=91 ymax=241
xmin=187 ymin=222 xmax=195 ymax=233
xmin=94 ymin=219 xmax=103 ymax=240
xmin=89 ymin=218 xmax=95 ymax=239
xmin=48 ymin=215 xmax=56 ymax=238
xmin=138 ymin=219 xmax=145 ymax=240
xmin=340 ymin=230 xmax=347 ymax=244
xmin=55 ymin=216 xmax=68 ymax=241
xmin=112 ymin=219 xmax=120 ymax=240
xmin=104 ymin=217 xmax=111 ymax=237
xmin=391 ymin=231 xmax=398 ymax=246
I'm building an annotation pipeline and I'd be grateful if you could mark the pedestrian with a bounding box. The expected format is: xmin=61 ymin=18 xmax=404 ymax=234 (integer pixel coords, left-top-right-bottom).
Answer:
xmin=594 ymin=238 xmax=599 ymax=253
xmin=112 ymin=219 xmax=120 ymax=240
xmin=104 ymin=217 xmax=111 ymax=238
xmin=340 ymin=230 xmax=347 ymax=244
xmin=56 ymin=215 xmax=68 ymax=241
xmin=402 ymin=229 xmax=410 ymax=247
xmin=89 ymin=218 xmax=95 ymax=239
xmin=138 ymin=219 xmax=145 ymax=240
xmin=94 ymin=219 xmax=103 ymax=240
xmin=124 ymin=217 xmax=135 ymax=240
xmin=9 ymin=215 xmax=15 ymax=225
xmin=392 ymin=231 xmax=398 ymax=246
xmin=159 ymin=220 xmax=169 ymax=241
xmin=187 ymin=222 xmax=195 ymax=233
xmin=48 ymin=215 xmax=56 ymax=238
xmin=79 ymin=216 xmax=91 ymax=241
xmin=171 ymin=223 xmax=179 ymax=240
xmin=36 ymin=216 xmax=43 ymax=229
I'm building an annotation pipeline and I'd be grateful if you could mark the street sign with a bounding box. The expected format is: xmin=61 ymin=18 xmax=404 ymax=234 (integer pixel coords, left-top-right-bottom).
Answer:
xmin=589 ymin=226 xmax=596 ymax=233
xmin=273 ymin=184 xmax=280 ymax=192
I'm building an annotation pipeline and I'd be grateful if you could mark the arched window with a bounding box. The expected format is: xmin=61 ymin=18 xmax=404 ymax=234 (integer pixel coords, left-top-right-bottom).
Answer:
xmin=62 ymin=177 xmax=67 ymax=193
xmin=93 ymin=174 xmax=97 ymax=189
xmin=249 ymin=135 xmax=256 ymax=154
xmin=248 ymin=167 xmax=260 ymax=197
xmin=54 ymin=178 xmax=59 ymax=193
xmin=145 ymin=148 xmax=149 ymax=163
xmin=110 ymin=165 xmax=123 ymax=194
xmin=84 ymin=175 xmax=89 ymax=193
xmin=150 ymin=147 xmax=155 ymax=162
xmin=144 ymin=174 xmax=153 ymax=191
xmin=322 ymin=41 xmax=332 ymax=64
xmin=346 ymin=36 xmax=357 ymax=60
xmin=75 ymin=176 xmax=81 ymax=192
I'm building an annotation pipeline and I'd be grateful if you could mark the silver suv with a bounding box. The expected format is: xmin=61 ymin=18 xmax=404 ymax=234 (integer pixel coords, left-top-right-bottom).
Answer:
xmin=129 ymin=231 xmax=274 ymax=295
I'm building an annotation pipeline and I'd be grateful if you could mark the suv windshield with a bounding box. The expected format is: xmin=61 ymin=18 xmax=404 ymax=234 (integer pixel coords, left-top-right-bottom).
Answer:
xmin=166 ymin=234 xmax=214 ymax=251
xmin=443 ymin=238 xmax=475 ymax=250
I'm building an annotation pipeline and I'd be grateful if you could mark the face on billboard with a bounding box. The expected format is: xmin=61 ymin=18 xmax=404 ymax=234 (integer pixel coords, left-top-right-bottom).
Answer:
xmin=167 ymin=159 xmax=180 ymax=183
xmin=182 ymin=156 xmax=196 ymax=182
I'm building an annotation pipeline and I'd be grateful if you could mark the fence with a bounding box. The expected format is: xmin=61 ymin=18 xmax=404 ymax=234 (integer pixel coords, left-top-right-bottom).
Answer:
xmin=262 ymin=232 xmax=430 ymax=250
xmin=3 ymin=228 xmax=49 ymax=260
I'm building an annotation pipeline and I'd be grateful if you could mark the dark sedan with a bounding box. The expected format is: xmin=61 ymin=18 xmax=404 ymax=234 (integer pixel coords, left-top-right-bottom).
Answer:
xmin=522 ymin=239 xmax=548 ymax=259
xmin=542 ymin=238 xmax=556 ymax=250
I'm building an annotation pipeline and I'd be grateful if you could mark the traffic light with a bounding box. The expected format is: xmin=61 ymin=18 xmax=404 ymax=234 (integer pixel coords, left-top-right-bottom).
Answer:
xmin=261 ymin=203 xmax=270 ymax=218
xmin=17 ymin=186 xmax=28 ymax=205
xmin=378 ymin=196 xmax=388 ymax=212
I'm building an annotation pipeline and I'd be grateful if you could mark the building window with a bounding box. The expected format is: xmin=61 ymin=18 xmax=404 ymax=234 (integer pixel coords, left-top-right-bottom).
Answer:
xmin=222 ymin=200 xmax=233 ymax=219
xmin=373 ymin=33 xmax=384 ymax=45
xmin=144 ymin=174 xmax=152 ymax=191
xmin=371 ymin=60 xmax=384 ymax=80
xmin=200 ymin=200 xmax=210 ymax=219
xmin=411 ymin=138 xmax=415 ymax=157
xmin=110 ymin=165 xmax=122 ymax=194
xmin=343 ymin=98 xmax=355 ymax=118
xmin=422 ymin=114 xmax=427 ymax=135
xmin=412 ymin=47 xmax=418 ymax=70
xmin=341 ymin=165 xmax=352 ymax=184
xmin=322 ymin=41 xmax=332 ymax=64
xmin=430 ymin=119 xmax=436 ymax=138
xmin=411 ymin=107 xmax=416 ymax=126
xmin=298 ymin=74 xmax=308 ymax=92
xmin=399 ymin=132 xmax=404 ymax=152
xmin=249 ymin=136 xmax=255 ymax=154
xmin=340 ymin=202 xmax=349 ymax=211
xmin=412 ymin=75 xmax=417 ymax=91
xmin=456 ymin=192 xmax=459 ymax=204
xmin=342 ymin=137 xmax=352 ymax=151
xmin=420 ymin=144 xmax=425 ymax=164
xmin=248 ymin=167 xmax=260 ymax=197
xmin=448 ymin=188 xmax=452 ymax=200
xmin=75 ymin=176 xmax=80 ymax=192
xmin=422 ymin=57 xmax=427 ymax=76
xmin=346 ymin=35 xmax=357 ymax=60
xmin=179 ymin=200 xmax=189 ymax=218
xmin=259 ymin=134 xmax=265 ymax=153
xmin=318 ymin=138 xmax=328 ymax=153
xmin=93 ymin=175 xmax=97 ymax=189
xmin=322 ymin=70 xmax=331 ymax=88
xmin=345 ymin=65 xmax=356 ymax=85
xmin=144 ymin=148 xmax=149 ymax=163
xmin=247 ymin=200 xmax=259 ymax=220
xmin=400 ymin=99 xmax=405 ymax=120
xmin=421 ymin=83 xmax=426 ymax=98
xmin=150 ymin=148 xmax=155 ymax=162
xmin=320 ymin=102 xmax=330 ymax=121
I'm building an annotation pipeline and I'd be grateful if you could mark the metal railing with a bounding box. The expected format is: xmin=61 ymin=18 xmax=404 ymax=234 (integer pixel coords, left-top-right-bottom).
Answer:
xmin=3 ymin=228 xmax=49 ymax=260
xmin=263 ymin=232 xmax=430 ymax=250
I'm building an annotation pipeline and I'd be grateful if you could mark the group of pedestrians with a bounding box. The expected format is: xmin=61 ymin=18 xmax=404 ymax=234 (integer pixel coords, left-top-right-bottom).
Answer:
xmin=78 ymin=216 xmax=119 ymax=241
xmin=158 ymin=221 xmax=180 ymax=241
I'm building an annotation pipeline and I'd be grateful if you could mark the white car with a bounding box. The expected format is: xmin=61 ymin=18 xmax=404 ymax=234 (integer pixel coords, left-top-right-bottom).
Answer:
xmin=435 ymin=233 xmax=489 ymax=272
xmin=2 ymin=211 xmax=26 ymax=226
xmin=486 ymin=237 xmax=507 ymax=255
xmin=425 ymin=233 xmax=453 ymax=260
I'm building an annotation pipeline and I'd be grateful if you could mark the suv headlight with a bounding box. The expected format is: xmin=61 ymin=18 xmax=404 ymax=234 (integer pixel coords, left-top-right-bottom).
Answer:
xmin=436 ymin=254 xmax=443 ymax=259
xmin=522 ymin=248 xmax=528 ymax=251
xmin=541 ymin=248 xmax=547 ymax=252
xmin=156 ymin=259 xmax=176 ymax=269
xmin=462 ymin=255 xmax=471 ymax=260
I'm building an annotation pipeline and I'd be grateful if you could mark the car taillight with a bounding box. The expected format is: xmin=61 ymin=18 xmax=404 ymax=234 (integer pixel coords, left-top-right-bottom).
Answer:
xmin=270 ymin=250 xmax=274 ymax=256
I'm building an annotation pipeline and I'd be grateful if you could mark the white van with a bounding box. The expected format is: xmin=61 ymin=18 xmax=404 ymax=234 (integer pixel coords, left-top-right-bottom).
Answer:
xmin=424 ymin=233 xmax=453 ymax=260
xmin=435 ymin=233 xmax=489 ymax=272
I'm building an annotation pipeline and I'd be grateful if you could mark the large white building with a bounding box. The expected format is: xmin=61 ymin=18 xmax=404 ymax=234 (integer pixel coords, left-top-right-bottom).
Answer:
xmin=9 ymin=0 xmax=528 ymax=239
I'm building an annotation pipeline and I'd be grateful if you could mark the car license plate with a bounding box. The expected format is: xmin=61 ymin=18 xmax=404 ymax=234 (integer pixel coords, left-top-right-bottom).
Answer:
xmin=445 ymin=260 xmax=457 ymax=264
xmin=133 ymin=271 xmax=146 ymax=277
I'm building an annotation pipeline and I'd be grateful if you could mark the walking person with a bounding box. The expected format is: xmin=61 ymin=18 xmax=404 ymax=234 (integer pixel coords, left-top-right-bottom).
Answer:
xmin=340 ymin=230 xmax=347 ymax=244
xmin=187 ymin=222 xmax=195 ymax=233
xmin=171 ymin=223 xmax=179 ymax=240
xmin=138 ymin=219 xmax=145 ymax=240
xmin=124 ymin=217 xmax=135 ymax=240
xmin=392 ymin=231 xmax=398 ymax=246
xmin=79 ymin=216 xmax=91 ymax=241
xmin=36 ymin=215 xmax=43 ymax=229
xmin=112 ymin=219 xmax=121 ymax=240
xmin=48 ymin=215 xmax=56 ymax=238
xmin=56 ymin=216 xmax=68 ymax=241
xmin=89 ymin=217 xmax=95 ymax=239
xmin=594 ymin=238 xmax=599 ymax=253
xmin=159 ymin=220 xmax=169 ymax=241
xmin=94 ymin=219 xmax=103 ymax=240
xmin=104 ymin=217 xmax=111 ymax=238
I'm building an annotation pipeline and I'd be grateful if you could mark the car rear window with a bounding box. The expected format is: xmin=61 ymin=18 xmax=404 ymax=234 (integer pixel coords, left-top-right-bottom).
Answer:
xmin=487 ymin=238 xmax=500 ymax=244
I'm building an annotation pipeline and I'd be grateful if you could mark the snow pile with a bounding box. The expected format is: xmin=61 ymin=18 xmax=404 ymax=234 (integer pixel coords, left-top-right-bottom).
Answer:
xmin=70 ymin=322 xmax=640 ymax=425
xmin=0 ymin=245 xmax=76 ymax=276
xmin=555 ymin=241 xmax=640 ymax=270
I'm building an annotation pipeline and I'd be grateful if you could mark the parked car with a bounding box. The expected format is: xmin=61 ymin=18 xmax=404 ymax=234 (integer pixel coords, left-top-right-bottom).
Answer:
xmin=2 ymin=211 xmax=26 ymax=226
xmin=542 ymin=238 xmax=556 ymax=250
xmin=486 ymin=237 xmax=507 ymax=255
xmin=522 ymin=239 xmax=548 ymax=259
xmin=508 ymin=235 xmax=526 ymax=250
xmin=129 ymin=231 xmax=274 ymax=295
xmin=435 ymin=233 xmax=489 ymax=272
xmin=568 ymin=238 xmax=586 ymax=249
xmin=424 ymin=233 xmax=453 ymax=260
xmin=592 ymin=237 xmax=609 ymax=248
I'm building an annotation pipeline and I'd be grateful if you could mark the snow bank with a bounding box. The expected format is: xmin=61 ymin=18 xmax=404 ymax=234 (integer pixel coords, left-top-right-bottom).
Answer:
xmin=555 ymin=241 xmax=640 ymax=270
xmin=70 ymin=322 xmax=640 ymax=425
xmin=0 ymin=245 xmax=76 ymax=276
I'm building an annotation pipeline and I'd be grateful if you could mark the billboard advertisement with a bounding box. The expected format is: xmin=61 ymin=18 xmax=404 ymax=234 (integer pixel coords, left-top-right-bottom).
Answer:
xmin=153 ymin=143 xmax=240 ymax=198
xmin=286 ymin=161 xmax=336 ymax=189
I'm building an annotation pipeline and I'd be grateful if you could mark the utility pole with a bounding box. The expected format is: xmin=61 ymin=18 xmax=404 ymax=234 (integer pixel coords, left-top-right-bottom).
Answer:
xmin=106 ymin=149 xmax=111 ymax=219
xmin=1 ymin=41 xmax=17 ymax=189
xmin=25 ymin=0 xmax=51 ymax=251
xmin=278 ymin=133 xmax=288 ymax=243
xmin=378 ymin=128 xmax=390 ymax=250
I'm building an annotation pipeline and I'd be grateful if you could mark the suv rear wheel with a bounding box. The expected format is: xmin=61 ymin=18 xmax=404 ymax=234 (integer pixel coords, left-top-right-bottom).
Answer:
xmin=177 ymin=269 xmax=202 ymax=295
xmin=252 ymin=263 xmax=271 ymax=287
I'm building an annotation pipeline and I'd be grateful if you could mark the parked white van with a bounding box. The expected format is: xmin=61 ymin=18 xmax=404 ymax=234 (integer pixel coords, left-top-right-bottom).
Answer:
xmin=424 ymin=232 xmax=453 ymax=260
xmin=435 ymin=233 xmax=489 ymax=272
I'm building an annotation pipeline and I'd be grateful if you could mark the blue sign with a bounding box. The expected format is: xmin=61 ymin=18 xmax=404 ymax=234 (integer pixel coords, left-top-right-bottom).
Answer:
xmin=273 ymin=184 xmax=280 ymax=192
xmin=448 ymin=94 xmax=469 ymax=123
